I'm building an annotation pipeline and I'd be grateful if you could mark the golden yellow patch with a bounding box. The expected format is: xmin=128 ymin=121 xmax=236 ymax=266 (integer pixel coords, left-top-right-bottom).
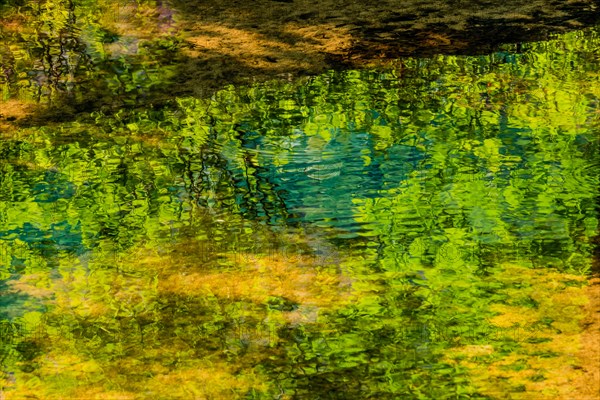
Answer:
xmin=159 ymin=251 xmax=353 ymax=309
xmin=445 ymin=264 xmax=598 ymax=399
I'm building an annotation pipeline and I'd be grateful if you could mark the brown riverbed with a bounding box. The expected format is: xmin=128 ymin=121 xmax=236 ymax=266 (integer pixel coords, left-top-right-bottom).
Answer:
xmin=152 ymin=0 xmax=600 ymax=95
xmin=1 ymin=0 xmax=600 ymax=126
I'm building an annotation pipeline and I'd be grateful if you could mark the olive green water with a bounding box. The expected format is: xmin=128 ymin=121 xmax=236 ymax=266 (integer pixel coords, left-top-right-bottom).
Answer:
xmin=1 ymin=1 xmax=600 ymax=399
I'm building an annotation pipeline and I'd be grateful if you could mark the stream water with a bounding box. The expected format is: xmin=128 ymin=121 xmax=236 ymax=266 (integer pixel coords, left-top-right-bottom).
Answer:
xmin=1 ymin=1 xmax=599 ymax=399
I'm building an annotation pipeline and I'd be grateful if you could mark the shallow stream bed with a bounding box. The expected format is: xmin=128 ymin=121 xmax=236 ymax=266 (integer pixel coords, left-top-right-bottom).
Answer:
xmin=1 ymin=1 xmax=599 ymax=399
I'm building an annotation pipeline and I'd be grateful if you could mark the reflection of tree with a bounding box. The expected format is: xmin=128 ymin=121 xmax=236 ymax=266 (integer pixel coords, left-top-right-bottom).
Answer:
xmin=0 ymin=0 xmax=93 ymax=100
xmin=2 ymin=0 xmax=599 ymax=128
xmin=0 ymin=23 xmax=598 ymax=398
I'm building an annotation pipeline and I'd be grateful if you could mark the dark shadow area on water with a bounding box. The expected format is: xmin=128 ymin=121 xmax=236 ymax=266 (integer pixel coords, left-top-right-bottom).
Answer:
xmin=1 ymin=0 xmax=600 ymax=129
xmin=169 ymin=0 xmax=600 ymax=60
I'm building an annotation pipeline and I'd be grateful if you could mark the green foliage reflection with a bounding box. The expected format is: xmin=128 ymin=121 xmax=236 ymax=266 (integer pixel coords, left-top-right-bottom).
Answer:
xmin=0 ymin=22 xmax=599 ymax=400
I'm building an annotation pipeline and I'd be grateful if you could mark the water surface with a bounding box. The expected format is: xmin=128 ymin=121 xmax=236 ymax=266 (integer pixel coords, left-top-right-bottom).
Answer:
xmin=0 ymin=4 xmax=599 ymax=399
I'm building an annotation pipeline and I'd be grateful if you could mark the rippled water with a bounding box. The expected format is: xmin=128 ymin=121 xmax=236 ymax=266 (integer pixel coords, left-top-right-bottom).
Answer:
xmin=1 ymin=5 xmax=600 ymax=398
